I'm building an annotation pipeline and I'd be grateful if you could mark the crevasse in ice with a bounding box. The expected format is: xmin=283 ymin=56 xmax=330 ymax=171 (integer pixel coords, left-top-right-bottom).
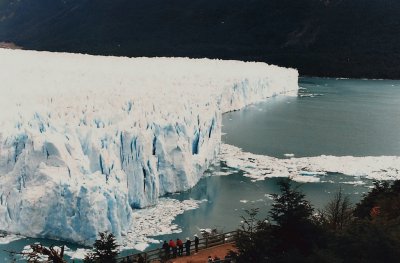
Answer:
xmin=0 ymin=49 xmax=298 ymax=244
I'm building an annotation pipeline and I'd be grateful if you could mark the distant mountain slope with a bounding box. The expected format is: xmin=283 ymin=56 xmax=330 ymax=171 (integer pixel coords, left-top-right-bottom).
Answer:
xmin=1 ymin=0 xmax=399 ymax=78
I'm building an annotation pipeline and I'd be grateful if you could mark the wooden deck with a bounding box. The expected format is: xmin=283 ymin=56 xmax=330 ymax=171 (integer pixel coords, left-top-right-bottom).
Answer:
xmin=166 ymin=243 xmax=236 ymax=263
xmin=117 ymin=230 xmax=242 ymax=262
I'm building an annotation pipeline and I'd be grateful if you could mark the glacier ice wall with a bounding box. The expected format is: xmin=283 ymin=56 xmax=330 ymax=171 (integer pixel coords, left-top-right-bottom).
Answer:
xmin=0 ymin=49 xmax=298 ymax=244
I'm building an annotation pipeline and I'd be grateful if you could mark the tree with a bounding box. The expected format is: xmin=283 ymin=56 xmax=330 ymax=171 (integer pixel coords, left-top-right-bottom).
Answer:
xmin=321 ymin=187 xmax=353 ymax=231
xmin=229 ymin=179 xmax=400 ymax=263
xmin=240 ymin=208 xmax=259 ymax=236
xmin=354 ymin=181 xmax=390 ymax=219
xmin=235 ymin=208 xmax=259 ymax=259
xmin=231 ymin=208 xmax=273 ymax=262
xmin=269 ymin=179 xmax=318 ymax=259
xmin=269 ymin=179 xmax=314 ymax=227
xmin=84 ymin=232 xmax=119 ymax=263
xmin=7 ymin=243 xmax=66 ymax=263
xmin=327 ymin=180 xmax=400 ymax=263
xmin=233 ymin=179 xmax=319 ymax=262
xmin=332 ymin=220 xmax=400 ymax=263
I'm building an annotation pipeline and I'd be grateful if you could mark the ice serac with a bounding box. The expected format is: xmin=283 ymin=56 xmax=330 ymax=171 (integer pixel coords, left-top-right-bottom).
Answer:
xmin=0 ymin=49 xmax=298 ymax=244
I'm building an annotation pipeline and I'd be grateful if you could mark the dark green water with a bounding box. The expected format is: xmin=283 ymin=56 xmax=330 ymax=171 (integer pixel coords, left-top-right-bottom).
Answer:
xmin=2 ymin=77 xmax=400 ymax=262
xmin=223 ymin=77 xmax=400 ymax=157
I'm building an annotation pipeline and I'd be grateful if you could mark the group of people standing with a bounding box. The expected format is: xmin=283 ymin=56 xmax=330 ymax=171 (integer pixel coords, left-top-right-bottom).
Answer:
xmin=162 ymin=234 xmax=200 ymax=260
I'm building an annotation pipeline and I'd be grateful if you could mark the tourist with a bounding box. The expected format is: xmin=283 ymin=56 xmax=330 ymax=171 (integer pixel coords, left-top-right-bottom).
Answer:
xmin=185 ymin=237 xmax=191 ymax=256
xmin=169 ymin=239 xmax=177 ymax=258
xmin=208 ymin=255 xmax=213 ymax=262
xmin=194 ymin=234 xmax=200 ymax=253
xmin=177 ymin=238 xmax=183 ymax=256
xmin=162 ymin=240 xmax=169 ymax=260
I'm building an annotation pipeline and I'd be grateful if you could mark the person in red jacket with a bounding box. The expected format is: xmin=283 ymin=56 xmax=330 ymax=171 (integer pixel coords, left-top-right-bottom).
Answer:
xmin=176 ymin=238 xmax=183 ymax=256
xmin=169 ymin=239 xmax=177 ymax=258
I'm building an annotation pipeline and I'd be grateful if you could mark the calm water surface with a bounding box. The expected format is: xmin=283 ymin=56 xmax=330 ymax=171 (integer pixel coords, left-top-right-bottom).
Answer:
xmin=2 ymin=77 xmax=400 ymax=262
xmin=223 ymin=78 xmax=400 ymax=157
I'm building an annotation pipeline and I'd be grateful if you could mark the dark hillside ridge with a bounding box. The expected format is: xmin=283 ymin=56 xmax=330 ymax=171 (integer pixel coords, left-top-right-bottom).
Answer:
xmin=1 ymin=0 xmax=399 ymax=78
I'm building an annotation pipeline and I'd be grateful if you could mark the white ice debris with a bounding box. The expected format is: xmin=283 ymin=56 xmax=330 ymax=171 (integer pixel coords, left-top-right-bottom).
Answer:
xmin=19 ymin=244 xmax=90 ymax=262
xmin=341 ymin=181 xmax=366 ymax=186
xmin=122 ymin=198 xmax=205 ymax=251
xmin=0 ymin=49 xmax=298 ymax=245
xmin=0 ymin=233 xmax=22 ymax=244
xmin=264 ymin=194 xmax=274 ymax=200
xmin=63 ymin=198 xmax=204 ymax=259
xmin=284 ymin=153 xmax=295 ymax=158
xmin=63 ymin=247 xmax=92 ymax=260
xmin=220 ymin=144 xmax=400 ymax=182
xmin=21 ymin=244 xmax=64 ymax=262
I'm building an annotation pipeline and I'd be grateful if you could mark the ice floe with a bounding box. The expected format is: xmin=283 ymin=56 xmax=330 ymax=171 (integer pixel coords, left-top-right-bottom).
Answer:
xmin=219 ymin=144 xmax=400 ymax=182
xmin=63 ymin=247 xmax=92 ymax=260
xmin=121 ymin=198 xmax=206 ymax=251
xmin=0 ymin=233 xmax=22 ymax=244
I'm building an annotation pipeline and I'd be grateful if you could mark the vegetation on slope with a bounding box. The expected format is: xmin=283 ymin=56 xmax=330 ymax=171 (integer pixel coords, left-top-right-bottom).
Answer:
xmin=232 ymin=179 xmax=400 ymax=263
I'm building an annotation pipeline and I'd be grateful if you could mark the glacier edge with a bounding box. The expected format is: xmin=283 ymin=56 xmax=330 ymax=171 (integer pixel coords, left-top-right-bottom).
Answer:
xmin=0 ymin=49 xmax=298 ymax=244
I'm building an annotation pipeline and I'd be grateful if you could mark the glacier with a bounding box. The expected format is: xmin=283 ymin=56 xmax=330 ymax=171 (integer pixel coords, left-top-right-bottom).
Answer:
xmin=0 ymin=49 xmax=298 ymax=245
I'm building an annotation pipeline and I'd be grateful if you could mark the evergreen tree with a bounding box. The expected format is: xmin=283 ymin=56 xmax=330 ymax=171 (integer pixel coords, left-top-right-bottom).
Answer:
xmin=269 ymin=179 xmax=318 ymax=259
xmin=233 ymin=179 xmax=319 ymax=262
xmin=269 ymin=179 xmax=314 ymax=227
xmin=84 ymin=232 xmax=119 ymax=263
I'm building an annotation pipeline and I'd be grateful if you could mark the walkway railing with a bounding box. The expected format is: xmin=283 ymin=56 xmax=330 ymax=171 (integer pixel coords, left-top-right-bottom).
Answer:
xmin=117 ymin=230 xmax=242 ymax=263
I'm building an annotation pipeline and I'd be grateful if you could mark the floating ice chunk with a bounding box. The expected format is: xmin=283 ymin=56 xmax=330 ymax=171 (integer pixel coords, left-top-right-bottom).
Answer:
xmin=121 ymin=198 xmax=205 ymax=251
xmin=0 ymin=233 xmax=22 ymax=244
xmin=292 ymin=175 xmax=321 ymax=183
xmin=213 ymin=171 xmax=233 ymax=176
xmin=63 ymin=248 xmax=92 ymax=260
xmin=299 ymin=171 xmax=326 ymax=176
xmin=264 ymin=194 xmax=274 ymax=200
xmin=284 ymin=153 xmax=295 ymax=157
xmin=133 ymin=243 xmax=149 ymax=252
xmin=219 ymin=144 xmax=400 ymax=182
xmin=342 ymin=181 xmax=366 ymax=186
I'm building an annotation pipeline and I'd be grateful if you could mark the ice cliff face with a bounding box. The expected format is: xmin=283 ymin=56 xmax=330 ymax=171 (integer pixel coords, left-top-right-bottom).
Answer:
xmin=0 ymin=49 xmax=298 ymax=244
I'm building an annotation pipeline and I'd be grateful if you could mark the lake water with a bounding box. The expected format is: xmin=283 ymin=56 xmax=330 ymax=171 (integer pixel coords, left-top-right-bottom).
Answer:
xmin=223 ymin=77 xmax=400 ymax=157
xmin=2 ymin=77 xmax=400 ymax=262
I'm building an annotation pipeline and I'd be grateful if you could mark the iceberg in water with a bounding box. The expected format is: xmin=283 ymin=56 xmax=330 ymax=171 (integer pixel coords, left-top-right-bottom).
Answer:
xmin=0 ymin=49 xmax=298 ymax=244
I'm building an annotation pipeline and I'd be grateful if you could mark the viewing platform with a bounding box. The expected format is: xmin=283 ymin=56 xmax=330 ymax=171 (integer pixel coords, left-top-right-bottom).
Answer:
xmin=117 ymin=230 xmax=244 ymax=262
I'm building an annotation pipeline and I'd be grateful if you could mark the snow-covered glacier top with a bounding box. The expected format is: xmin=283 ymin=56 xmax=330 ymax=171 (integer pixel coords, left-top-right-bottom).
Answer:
xmin=0 ymin=49 xmax=298 ymax=244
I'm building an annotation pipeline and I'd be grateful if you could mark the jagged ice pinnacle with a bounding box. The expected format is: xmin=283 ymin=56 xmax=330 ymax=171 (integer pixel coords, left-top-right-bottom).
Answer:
xmin=0 ymin=49 xmax=298 ymax=244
